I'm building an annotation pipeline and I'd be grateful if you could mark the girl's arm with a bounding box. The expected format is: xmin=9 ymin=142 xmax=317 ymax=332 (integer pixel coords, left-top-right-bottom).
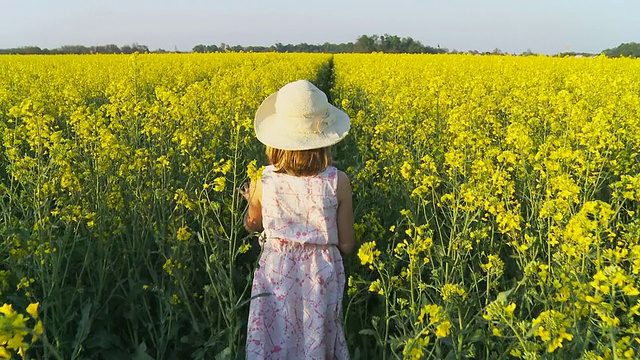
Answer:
xmin=241 ymin=179 xmax=264 ymax=233
xmin=336 ymin=171 xmax=355 ymax=254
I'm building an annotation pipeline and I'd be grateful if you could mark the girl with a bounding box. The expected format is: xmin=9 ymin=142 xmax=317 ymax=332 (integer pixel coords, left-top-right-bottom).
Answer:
xmin=240 ymin=80 xmax=355 ymax=359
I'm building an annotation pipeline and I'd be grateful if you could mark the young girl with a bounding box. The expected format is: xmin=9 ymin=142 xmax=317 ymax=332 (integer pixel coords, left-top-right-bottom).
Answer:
xmin=240 ymin=80 xmax=355 ymax=359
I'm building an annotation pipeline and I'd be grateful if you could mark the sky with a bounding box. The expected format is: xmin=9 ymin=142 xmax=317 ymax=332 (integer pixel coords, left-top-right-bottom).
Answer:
xmin=1 ymin=0 xmax=638 ymax=55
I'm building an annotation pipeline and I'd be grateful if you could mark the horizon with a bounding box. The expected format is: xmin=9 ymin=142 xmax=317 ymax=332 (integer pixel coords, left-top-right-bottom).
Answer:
xmin=0 ymin=37 xmax=617 ymax=55
xmin=3 ymin=0 xmax=639 ymax=55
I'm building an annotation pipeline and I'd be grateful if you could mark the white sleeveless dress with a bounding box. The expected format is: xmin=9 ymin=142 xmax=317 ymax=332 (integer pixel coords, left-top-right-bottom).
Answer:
xmin=245 ymin=165 xmax=349 ymax=360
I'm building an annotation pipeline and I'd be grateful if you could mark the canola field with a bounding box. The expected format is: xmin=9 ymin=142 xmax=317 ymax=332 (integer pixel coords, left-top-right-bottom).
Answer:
xmin=1 ymin=53 xmax=640 ymax=359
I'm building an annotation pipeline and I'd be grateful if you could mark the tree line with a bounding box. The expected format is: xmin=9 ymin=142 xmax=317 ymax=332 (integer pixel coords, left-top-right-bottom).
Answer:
xmin=602 ymin=42 xmax=640 ymax=58
xmin=1 ymin=35 xmax=446 ymax=55
xmin=193 ymin=34 xmax=447 ymax=54
xmin=0 ymin=43 xmax=152 ymax=55
xmin=1 ymin=35 xmax=638 ymax=57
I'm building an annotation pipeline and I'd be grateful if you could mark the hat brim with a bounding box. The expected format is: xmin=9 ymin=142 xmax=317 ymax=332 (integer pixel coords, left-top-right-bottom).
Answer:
xmin=254 ymin=92 xmax=350 ymax=151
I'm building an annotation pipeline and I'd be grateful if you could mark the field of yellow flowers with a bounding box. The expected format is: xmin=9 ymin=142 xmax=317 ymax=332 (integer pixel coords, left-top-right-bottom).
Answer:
xmin=333 ymin=54 xmax=640 ymax=359
xmin=1 ymin=53 xmax=639 ymax=359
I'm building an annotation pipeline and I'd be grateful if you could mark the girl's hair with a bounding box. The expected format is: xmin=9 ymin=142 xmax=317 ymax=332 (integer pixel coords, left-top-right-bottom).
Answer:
xmin=266 ymin=146 xmax=332 ymax=176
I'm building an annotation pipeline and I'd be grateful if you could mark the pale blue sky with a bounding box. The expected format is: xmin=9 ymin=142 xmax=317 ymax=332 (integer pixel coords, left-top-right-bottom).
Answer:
xmin=1 ymin=0 xmax=638 ymax=54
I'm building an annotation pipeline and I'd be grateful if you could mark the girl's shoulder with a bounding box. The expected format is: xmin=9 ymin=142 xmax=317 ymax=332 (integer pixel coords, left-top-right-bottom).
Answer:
xmin=261 ymin=165 xmax=339 ymax=178
xmin=261 ymin=164 xmax=282 ymax=177
xmin=328 ymin=165 xmax=350 ymax=179
xmin=319 ymin=165 xmax=340 ymax=181
xmin=323 ymin=164 xmax=337 ymax=174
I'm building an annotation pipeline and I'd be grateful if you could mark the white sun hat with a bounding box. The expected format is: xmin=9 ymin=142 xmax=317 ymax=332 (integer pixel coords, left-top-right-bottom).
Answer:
xmin=254 ymin=80 xmax=350 ymax=151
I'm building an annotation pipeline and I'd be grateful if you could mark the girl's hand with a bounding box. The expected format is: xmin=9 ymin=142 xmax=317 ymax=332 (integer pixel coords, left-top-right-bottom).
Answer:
xmin=239 ymin=182 xmax=251 ymax=201
xmin=240 ymin=180 xmax=264 ymax=232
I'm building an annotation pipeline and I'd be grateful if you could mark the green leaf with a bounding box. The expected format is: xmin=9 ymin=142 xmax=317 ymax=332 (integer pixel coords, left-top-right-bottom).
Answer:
xmin=133 ymin=342 xmax=155 ymax=360
xmin=496 ymin=288 xmax=514 ymax=303
xmin=353 ymin=347 xmax=361 ymax=360
xmin=72 ymin=302 xmax=93 ymax=353
xmin=232 ymin=291 xmax=272 ymax=311
xmin=84 ymin=326 xmax=119 ymax=349
xmin=467 ymin=329 xmax=485 ymax=343
xmin=445 ymin=351 xmax=458 ymax=360
xmin=359 ymin=329 xmax=377 ymax=337
xmin=214 ymin=347 xmax=232 ymax=360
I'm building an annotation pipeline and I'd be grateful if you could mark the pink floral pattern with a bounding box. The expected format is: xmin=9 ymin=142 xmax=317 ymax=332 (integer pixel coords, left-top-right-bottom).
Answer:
xmin=246 ymin=165 xmax=348 ymax=360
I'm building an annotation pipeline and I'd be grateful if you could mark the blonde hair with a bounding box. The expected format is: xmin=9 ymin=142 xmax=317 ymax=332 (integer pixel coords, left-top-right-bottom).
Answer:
xmin=266 ymin=146 xmax=332 ymax=176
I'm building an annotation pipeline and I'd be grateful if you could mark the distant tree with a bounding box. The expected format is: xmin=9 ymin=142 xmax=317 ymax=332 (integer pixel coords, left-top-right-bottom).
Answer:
xmin=59 ymin=45 xmax=90 ymax=54
xmin=338 ymin=42 xmax=355 ymax=53
xmin=378 ymin=34 xmax=402 ymax=52
xmin=320 ymin=42 xmax=333 ymax=53
xmin=403 ymin=37 xmax=423 ymax=53
xmin=520 ymin=48 xmax=535 ymax=56
xmin=0 ymin=43 xmax=151 ymax=54
xmin=350 ymin=34 xmax=447 ymax=54
xmin=603 ymin=42 xmax=640 ymax=57
xmin=424 ymin=45 xmax=447 ymax=54
xmin=93 ymin=44 xmax=121 ymax=54
xmin=128 ymin=43 xmax=149 ymax=53
xmin=555 ymin=51 xmax=595 ymax=57
xmin=296 ymin=43 xmax=311 ymax=52
xmin=354 ymin=35 xmax=376 ymax=53
xmin=0 ymin=46 xmax=46 ymax=54
xmin=244 ymin=45 xmax=267 ymax=52
xmin=193 ymin=44 xmax=222 ymax=53
xmin=273 ymin=42 xmax=284 ymax=52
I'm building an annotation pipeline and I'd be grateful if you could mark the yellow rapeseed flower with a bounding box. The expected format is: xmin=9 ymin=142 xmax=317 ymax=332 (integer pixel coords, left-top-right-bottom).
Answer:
xmin=358 ymin=241 xmax=381 ymax=268
xmin=213 ymin=177 xmax=226 ymax=192
xmin=440 ymin=283 xmax=467 ymax=302
xmin=25 ymin=302 xmax=39 ymax=319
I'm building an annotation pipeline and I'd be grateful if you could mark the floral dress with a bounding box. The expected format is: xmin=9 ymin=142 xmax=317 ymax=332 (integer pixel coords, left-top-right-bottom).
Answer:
xmin=246 ymin=165 xmax=349 ymax=360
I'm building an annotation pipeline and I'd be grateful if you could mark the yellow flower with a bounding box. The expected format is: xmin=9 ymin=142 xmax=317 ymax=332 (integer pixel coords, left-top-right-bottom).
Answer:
xmin=400 ymin=161 xmax=412 ymax=180
xmin=504 ymin=302 xmax=516 ymax=317
xmin=417 ymin=303 xmax=451 ymax=337
xmin=402 ymin=332 xmax=429 ymax=360
xmin=0 ymin=303 xmax=14 ymax=317
xmin=435 ymin=320 xmax=451 ymax=338
xmin=548 ymin=332 xmax=573 ymax=353
xmin=532 ymin=310 xmax=574 ymax=352
xmin=623 ymin=284 xmax=640 ymax=296
xmin=26 ymin=302 xmax=39 ymax=319
xmin=368 ymin=279 xmax=383 ymax=295
xmin=417 ymin=304 xmax=437 ymax=325
xmin=593 ymin=271 xmax=606 ymax=282
xmin=481 ymin=254 xmax=504 ymax=278
xmin=358 ymin=241 xmax=381 ymax=267
xmin=246 ymin=160 xmax=264 ymax=181
xmin=509 ymin=348 xmax=522 ymax=357
xmin=213 ymin=176 xmax=226 ymax=192
xmin=176 ymin=226 xmax=191 ymax=242
xmin=492 ymin=327 xmax=503 ymax=337
xmin=440 ymin=283 xmax=467 ymax=302
xmin=624 ymin=348 xmax=634 ymax=358
xmin=157 ymin=155 xmax=170 ymax=167
xmin=7 ymin=332 xmax=25 ymax=350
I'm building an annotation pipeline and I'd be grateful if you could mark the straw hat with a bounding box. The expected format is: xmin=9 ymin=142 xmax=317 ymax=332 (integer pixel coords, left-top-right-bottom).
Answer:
xmin=254 ymin=80 xmax=350 ymax=150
